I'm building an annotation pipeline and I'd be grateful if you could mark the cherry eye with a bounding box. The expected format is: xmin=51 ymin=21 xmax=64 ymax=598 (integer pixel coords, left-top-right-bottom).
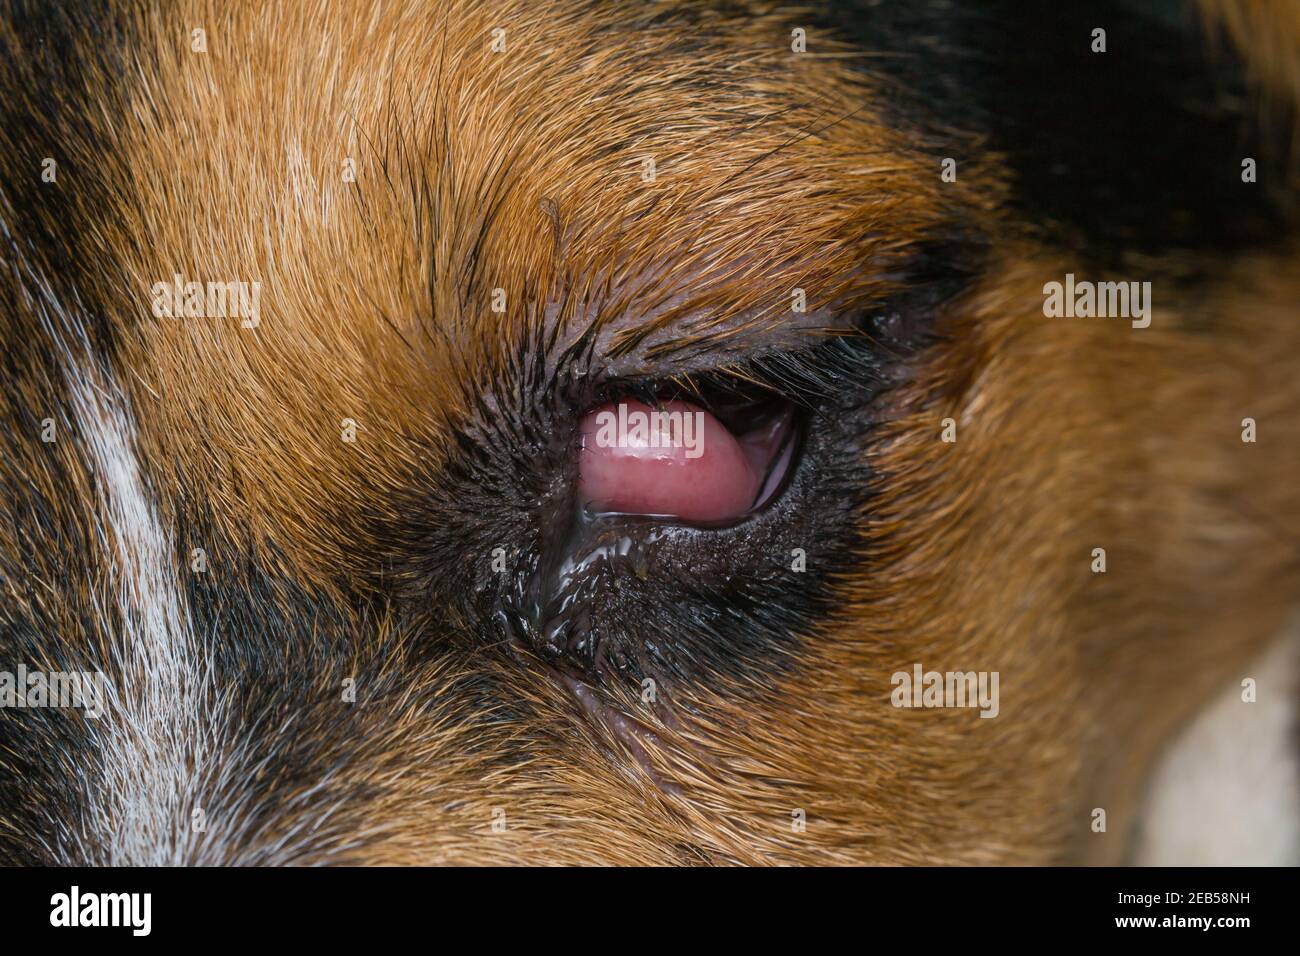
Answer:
xmin=577 ymin=395 xmax=799 ymax=525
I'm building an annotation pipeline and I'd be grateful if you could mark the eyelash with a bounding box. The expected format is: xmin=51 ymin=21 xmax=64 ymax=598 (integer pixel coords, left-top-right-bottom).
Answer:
xmin=589 ymin=330 xmax=902 ymax=415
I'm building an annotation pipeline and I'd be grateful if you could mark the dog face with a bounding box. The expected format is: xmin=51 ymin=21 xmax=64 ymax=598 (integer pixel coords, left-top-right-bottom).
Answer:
xmin=1 ymin=0 xmax=1297 ymax=865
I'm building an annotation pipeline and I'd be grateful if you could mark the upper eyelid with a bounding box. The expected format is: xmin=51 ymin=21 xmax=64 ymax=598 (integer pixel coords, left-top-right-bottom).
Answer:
xmin=552 ymin=294 xmax=865 ymax=378
xmin=567 ymin=309 xmax=869 ymax=383
xmin=583 ymin=330 xmax=892 ymax=412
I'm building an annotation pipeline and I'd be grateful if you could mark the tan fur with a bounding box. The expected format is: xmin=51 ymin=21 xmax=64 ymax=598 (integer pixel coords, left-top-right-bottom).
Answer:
xmin=107 ymin=1 xmax=980 ymax=590
xmin=2 ymin=0 xmax=1298 ymax=864
xmin=1199 ymin=0 xmax=1300 ymax=121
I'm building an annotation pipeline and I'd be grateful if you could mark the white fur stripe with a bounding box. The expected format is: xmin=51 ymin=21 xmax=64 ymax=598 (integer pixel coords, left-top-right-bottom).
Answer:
xmin=2 ymin=214 xmax=217 ymax=862
xmin=67 ymin=357 xmax=218 ymax=864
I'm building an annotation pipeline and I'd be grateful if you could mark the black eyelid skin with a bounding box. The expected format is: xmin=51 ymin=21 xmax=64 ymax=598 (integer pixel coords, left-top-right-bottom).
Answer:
xmin=472 ymin=322 xmax=918 ymax=691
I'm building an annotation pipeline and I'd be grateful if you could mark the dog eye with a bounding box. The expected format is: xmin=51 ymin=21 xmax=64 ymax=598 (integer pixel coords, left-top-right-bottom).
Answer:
xmin=576 ymin=391 xmax=799 ymax=525
xmin=480 ymin=328 xmax=909 ymax=683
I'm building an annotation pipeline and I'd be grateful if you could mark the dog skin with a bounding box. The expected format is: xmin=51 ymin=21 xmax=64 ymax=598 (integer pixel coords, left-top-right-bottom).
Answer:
xmin=0 ymin=0 xmax=1297 ymax=865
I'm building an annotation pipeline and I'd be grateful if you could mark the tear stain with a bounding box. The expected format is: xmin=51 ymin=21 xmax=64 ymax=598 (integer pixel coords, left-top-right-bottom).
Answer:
xmin=506 ymin=471 xmax=672 ymax=674
xmin=559 ymin=672 xmax=685 ymax=798
xmin=489 ymin=475 xmax=690 ymax=793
